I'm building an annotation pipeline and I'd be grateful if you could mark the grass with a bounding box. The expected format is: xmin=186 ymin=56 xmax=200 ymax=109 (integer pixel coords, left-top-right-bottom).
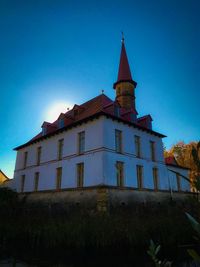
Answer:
xmin=0 ymin=188 xmax=199 ymax=265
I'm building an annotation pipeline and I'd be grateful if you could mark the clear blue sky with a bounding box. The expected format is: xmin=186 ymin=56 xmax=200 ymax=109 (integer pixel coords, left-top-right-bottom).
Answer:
xmin=0 ymin=0 xmax=199 ymax=178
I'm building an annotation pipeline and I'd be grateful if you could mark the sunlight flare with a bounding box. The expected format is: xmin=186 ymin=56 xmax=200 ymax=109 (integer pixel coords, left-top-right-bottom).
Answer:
xmin=44 ymin=101 xmax=73 ymax=122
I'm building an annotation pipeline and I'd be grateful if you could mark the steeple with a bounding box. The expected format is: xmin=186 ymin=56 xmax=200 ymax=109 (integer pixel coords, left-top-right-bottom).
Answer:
xmin=113 ymin=36 xmax=137 ymax=112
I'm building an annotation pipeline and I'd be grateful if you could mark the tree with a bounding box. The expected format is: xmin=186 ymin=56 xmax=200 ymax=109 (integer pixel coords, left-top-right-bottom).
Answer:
xmin=191 ymin=142 xmax=200 ymax=192
xmin=165 ymin=141 xmax=200 ymax=189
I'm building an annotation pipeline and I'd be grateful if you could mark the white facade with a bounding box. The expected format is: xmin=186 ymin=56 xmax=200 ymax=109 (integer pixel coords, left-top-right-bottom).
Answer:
xmin=167 ymin=165 xmax=190 ymax=192
xmin=13 ymin=115 xmax=190 ymax=193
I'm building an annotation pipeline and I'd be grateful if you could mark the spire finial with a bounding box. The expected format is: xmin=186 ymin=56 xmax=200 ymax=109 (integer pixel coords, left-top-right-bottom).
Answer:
xmin=113 ymin=34 xmax=137 ymax=89
xmin=121 ymin=31 xmax=124 ymax=43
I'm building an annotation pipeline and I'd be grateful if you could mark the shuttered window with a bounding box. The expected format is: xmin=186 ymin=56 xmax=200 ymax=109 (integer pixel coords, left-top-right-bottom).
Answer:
xmin=36 ymin=147 xmax=42 ymax=165
xmin=34 ymin=172 xmax=39 ymax=192
xmin=21 ymin=175 xmax=25 ymax=192
xmin=150 ymin=141 xmax=156 ymax=161
xmin=78 ymin=131 xmax=85 ymax=154
xmin=58 ymin=139 xmax=64 ymax=160
xmin=153 ymin=167 xmax=159 ymax=190
xmin=116 ymin=161 xmax=124 ymax=187
xmin=77 ymin=163 xmax=84 ymax=187
xmin=115 ymin=130 xmax=122 ymax=153
xmin=56 ymin=167 xmax=62 ymax=190
xmin=136 ymin=165 xmax=143 ymax=189
xmin=135 ymin=136 xmax=141 ymax=157
xmin=23 ymin=152 xmax=28 ymax=169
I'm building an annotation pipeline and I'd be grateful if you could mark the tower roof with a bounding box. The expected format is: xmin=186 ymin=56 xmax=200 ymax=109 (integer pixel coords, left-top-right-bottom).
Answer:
xmin=113 ymin=38 xmax=137 ymax=89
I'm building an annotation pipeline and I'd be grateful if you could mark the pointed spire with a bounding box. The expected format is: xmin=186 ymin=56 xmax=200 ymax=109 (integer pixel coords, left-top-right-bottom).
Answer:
xmin=113 ymin=35 xmax=137 ymax=89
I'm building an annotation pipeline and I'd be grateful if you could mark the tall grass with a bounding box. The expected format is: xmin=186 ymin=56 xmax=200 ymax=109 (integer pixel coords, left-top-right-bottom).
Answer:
xmin=0 ymin=188 xmax=199 ymax=265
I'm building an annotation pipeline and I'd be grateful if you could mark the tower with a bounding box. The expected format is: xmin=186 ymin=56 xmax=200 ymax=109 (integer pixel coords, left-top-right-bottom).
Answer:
xmin=113 ymin=36 xmax=137 ymax=112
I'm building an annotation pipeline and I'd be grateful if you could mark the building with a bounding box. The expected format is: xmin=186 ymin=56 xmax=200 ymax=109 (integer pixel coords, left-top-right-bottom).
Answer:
xmin=12 ymin=39 xmax=191 ymax=205
xmin=0 ymin=170 xmax=9 ymax=185
xmin=165 ymin=156 xmax=190 ymax=192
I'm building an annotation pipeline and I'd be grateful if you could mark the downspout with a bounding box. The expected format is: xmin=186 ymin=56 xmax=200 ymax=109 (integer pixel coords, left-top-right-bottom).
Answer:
xmin=167 ymin=172 xmax=173 ymax=201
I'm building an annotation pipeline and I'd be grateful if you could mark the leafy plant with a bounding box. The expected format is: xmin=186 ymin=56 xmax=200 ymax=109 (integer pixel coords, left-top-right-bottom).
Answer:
xmin=186 ymin=212 xmax=200 ymax=263
xmin=147 ymin=240 xmax=172 ymax=267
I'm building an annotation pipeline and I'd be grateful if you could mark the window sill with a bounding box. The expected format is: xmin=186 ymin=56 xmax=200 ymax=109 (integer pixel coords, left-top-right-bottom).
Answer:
xmin=116 ymin=151 xmax=123 ymax=154
xmin=78 ymin=152 xmax=85 ymax=155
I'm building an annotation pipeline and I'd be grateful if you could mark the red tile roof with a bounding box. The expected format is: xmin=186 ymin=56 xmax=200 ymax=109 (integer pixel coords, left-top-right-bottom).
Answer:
xmin=165 ymin=156 xmax=190 ymax=170
xmin=137 ymin=115 xmax=153 ymax=129
xmin=165 ymin=156 xmax=178 ymax=165
xmin=14 ymin=94 xmax=166 ymax=150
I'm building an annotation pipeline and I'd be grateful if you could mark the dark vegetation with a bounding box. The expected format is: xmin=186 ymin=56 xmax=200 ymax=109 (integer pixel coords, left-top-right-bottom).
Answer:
xmin=165 ymin=141 xmax=200 ymax=191
xmin=0 ymin=188 xmax=200 ymax=266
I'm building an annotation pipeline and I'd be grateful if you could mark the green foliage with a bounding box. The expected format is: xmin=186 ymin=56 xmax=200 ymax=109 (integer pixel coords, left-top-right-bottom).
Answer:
xmin=0 ymin=187 xmax=18 ymax=202
xmin=187 ymin=249 xmax=200 ymax=263
xmin=186 ymin=212 xmax=200 ymax=237
xmin=186 ymin=212 xmax=200 ymax=262
xmin=165 ymin=141 xmax=200 ymax=188
xmin=0 ymin=187 xmax=18 ymax=209
xmin=147 ymin=240 xmax=172 ymax=267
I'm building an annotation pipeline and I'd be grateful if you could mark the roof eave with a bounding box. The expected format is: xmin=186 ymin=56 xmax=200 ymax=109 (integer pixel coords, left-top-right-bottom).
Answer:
xmin=14 ymin=111 xmax=166 ymax=151
xmin=113 ymin=79 xmax=137 ymax=89
xmin=166 ymin=163 xmax=190 ymax=170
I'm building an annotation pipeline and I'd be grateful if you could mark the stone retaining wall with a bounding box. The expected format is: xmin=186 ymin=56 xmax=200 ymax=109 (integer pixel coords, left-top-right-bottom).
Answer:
xmin=20 ymin=186 xmax=196 ymax=211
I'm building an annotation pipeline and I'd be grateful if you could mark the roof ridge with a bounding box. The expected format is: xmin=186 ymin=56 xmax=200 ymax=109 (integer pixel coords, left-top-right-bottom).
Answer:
xmin=79 ymin=93 xmax=112 ymax=107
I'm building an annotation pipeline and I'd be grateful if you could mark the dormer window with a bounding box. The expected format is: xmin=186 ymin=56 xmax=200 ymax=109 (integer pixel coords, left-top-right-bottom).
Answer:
xmin=41 ymin=121 xmax=51 ymax=136
xmin=42 ymin=127 xmax=47 ymax=136
xmin=58 ymin=118 xmax=65 ymax=129
xmin=130 ymin=113 xmax=136 ymax=122
xmin=74 ymin=109 xmax=79 ymax=116
xmin=72 ymin=105 xmax=85 ymax=117
xmin=114 ymin=106 xmax=120 ymax=117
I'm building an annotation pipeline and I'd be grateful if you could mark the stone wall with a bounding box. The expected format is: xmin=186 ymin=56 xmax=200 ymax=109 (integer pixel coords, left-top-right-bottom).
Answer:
xmin=20 ymin=186 xmax=196 ymax=211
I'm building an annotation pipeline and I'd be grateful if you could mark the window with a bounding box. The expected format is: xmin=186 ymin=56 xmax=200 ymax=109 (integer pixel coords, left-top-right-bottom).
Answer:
xmin=23 ymin=151 xmax=28 ymax=169
xmin=36 ymin=147 xmax=42 ymax=165
xmin=135 ymin=135 xmax=141 ymax=157
xmin=58 ymin=139 xmax=64 ymax=160
xmin=78 ymin=131 xmax=85 ymax=154
xmin=42 ymin=127 xmax=47 ymax=136
xmin=56 ymin=167 xmax=62 ymax=190
xmin=114 ymin=106 xmax=120 ymax=117
xmin=176 ymin=173 xmax=181 ymax=191
xmin=153 ymin=167 xmax=159 ymax=190
xmin=115 ymin=129 xmax=122 ymax=153
xmin=130 ymin=113 xmax=136 ymax=122
xmin=116 ymin=161 xmax=124 ymax=187
xmin=136 ymin=165 xmax=143 ymax=189
xmin=150 ymin=141 xmax=156 ymax=161
xmin=34 ymin=172 xmax=39 ymax=192
xmin=74 ymin=109 xmax=79 ymax=116
xmin=58 ymin=118 xmax=65 ymax=129
xmin=117 ymin=87 xmax=121 ymax=95
xmin=77 ymin=163 xmax=84 ymax=187
xmin=21 ymin=175 xmax=25 ymax=192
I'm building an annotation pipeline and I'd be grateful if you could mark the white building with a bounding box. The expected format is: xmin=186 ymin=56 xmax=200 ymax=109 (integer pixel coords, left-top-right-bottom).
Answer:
xmin=13 ymin=39 xmax=191 ymax=196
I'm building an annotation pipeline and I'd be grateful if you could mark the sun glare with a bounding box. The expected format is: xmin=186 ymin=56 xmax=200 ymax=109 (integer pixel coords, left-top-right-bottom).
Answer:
xmin=45 ymin=102 xmax=73 ymax=122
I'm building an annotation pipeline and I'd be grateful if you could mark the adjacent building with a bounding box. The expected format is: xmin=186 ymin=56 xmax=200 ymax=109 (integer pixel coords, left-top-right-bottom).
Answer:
xmin=0 ymin=170 xmax=9 ymax=185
